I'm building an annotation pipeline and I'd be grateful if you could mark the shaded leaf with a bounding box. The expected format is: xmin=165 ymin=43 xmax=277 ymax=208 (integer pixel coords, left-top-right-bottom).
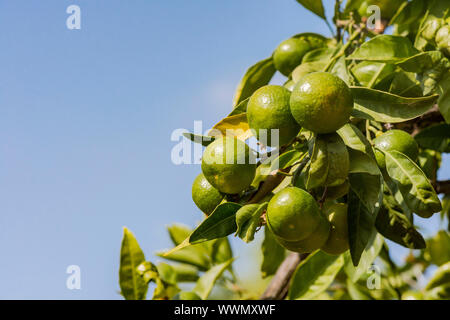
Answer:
xmin=375 ymin=205 xmax=426 ymax=249
xmin=261 ymin=227 xmax=285 ymax=278
xmin=348 ymin=149 xmax=381 ymax=176
xmin=414 ymin=123 xmax=450 ymax=152
xmin=347 ymin=189 xmax=377 ymax=266
xmin=351 ymin=62 xmax=395 ymax=89
xmin=288 ymin=251 xmax=344 ymax=300
xmin=349 ymin=173 xmax=383 ymax=214
xmin=337 ymin=123 xmax=374 ymax=156
xmin=396 ymin=51 xmax=444 ymax=73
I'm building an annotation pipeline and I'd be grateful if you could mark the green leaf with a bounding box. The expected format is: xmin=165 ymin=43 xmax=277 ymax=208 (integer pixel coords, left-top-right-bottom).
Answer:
xmin=302 ymin=47 xmax=336 ymax=63
xmin=425 ymin=231 xmax=450 ymax=266
xmin=156 ymin=245 xmax=211 ymax=271
xmin=210 ymin=237 xmax=234 ymax=265
xmin=288 ymin=251 xmax=344 ymax=300
xmin=337 ymin=123 xmax=374 ymax=156
xmin=292 ymin=61 xmax=326 ymax=83
xmin=235 ymin=203 xmax=267 ymax=243
xmin=233 ymin=57 xmax=276 ymax=107
xmin=261 ymin=227 xmax=285 ymax=278
xmin=347 ymin=189 xmax=377 ymax=266
xmin=307 ymin=134 xmax=349 ymax=189
xmin=384 ymin=150 xmax=442 ymax=218
xmin=347 ymin=35 xmax=419 ymax=63
xmin=389 ymin=71 xmax=423 ymax=97
xmin=229 ymin=98 xmax=249 ymax=116
xmin=182 ymin=132 xmax=215 ymax=147
xmin=193 ymin=259 xmax=234 ymax=300
xmin=295 ymin=0 xmax=326 ymax=20
xmin=167 ymin=224 xmax=193 ymax=246
xmin=190 ymin=202 xmax=242 ymax=244
xmin=331 ymin=56 xmax=351 ymax=85
xmin=270 ymin=150 xmax=305 ymax=172
xmin=170 ymin=264 xmax=199 ymax=282
xmin=437 ymin=72 xmax=450 ymax=123
xmin=348 ymin=149 xmax=381 ymax=176
xmin=414 ymin=123 xmax=450 ymax=152
xmin=119 ymin=227 xmax=148 ymax=300
xmin=351 ymin=62 xmax=395 ymax=89
xmin=349 ymin=173 xmax=383 ymax=214
xmin=346 ymin=279 xmax=375 ymax=300
xmin=375 ymin=205 xmax=426 ymax=249
xmin=425 ymin=261 xmax=450 ymax=290
xmin=344 ymin=233 xmax=384 ymax=281
xmin=351 ymin=86 xmax=439 ymax=123
xmin=396 ymin=51 xmax=444 ymax=74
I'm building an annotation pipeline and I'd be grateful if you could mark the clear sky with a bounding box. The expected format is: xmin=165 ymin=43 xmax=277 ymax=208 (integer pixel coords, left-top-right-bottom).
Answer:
xmin=0 ymin=0 xmax=448 ymax=299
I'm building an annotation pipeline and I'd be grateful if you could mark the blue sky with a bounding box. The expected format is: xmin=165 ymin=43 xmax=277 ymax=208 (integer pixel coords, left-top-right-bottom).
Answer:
xmin=0 ymin=1 xmax=448 ymax=299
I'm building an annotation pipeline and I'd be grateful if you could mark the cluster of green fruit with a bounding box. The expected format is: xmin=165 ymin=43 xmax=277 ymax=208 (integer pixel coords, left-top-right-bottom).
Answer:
xmin=422 ymin=16 xmax=450 ymax=57
xmin=190 ymin=32 xmax=421 ymax=256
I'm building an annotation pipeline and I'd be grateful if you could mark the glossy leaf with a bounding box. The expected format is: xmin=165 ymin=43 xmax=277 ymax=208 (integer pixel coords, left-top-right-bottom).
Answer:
xmin=414 ymin=123 xmax=450 ymax=152
xmin=261 ymin=227 xmax=285 ymax=278
xmin=302 ymin=47 xmax=335 ymax=63
xmin=331 ymin=56 xmax=351 ymax=85
xmin=351 ymin=86 xmax=439 ymax=123
xmin=307 ymin=134 xmax=349 ymax=189
xmin=235 ymin=203 xmax=267 ymax=243
xmin=337 ymin=123 xmax=374 ymax=156
xmin=347 ymin=35 xmax=419 ymax=62
xmin=295 ymin=0 xmax=326 ymax=20
xmin=119 ymin=228 xmax=148 ymax=300
xmin=193 ymin=259 xmax=234 ymax=300
xmin=347 ymin=189 xmax=377 ymax=266
xmin=233 ymin=57 xmax=276 ymax=107
xmin=351 ymin=62 xmax=395 ymax=89
xmin=288 ymin=251 xmax=344 ymax=300
xmin=190 ymin=202 xmax=242 ymax=244
xmin=375 ymin=205 xmax=426 ymax=249
xmin=384 ymin=150 xmax=442 ymax=218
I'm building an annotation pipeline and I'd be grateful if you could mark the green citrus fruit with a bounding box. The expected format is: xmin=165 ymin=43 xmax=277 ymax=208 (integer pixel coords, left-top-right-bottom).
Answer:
xmin=192 ymin=173 xmax=224 ymax=215
xmin=422 ymin=18 xmax=444 ymax=42
xmin=290 ymin=72 xmax=354 ymax=134
xmin=321 ymin=203 xmax=349 ymax=255
xmin=276 ymin=215 xmax=331 ymax=253
xmin=173 ymin=291 xmax=202 ymax=300
xmin=247 ymin=85 xmax=300 ymax=147
xmin=273 ymin=38 xmax=312 ymax=76
xmin=373 ymin=129 xmax=419 ymax=170
xmin=436 ymin=25 xmax=450 ymax=56
xmin=201 ymin=136 xmax=256 ymax=194
xmin=266 ymin=187 xmax=322 ymax=241
xmin=358 ymin=0 xmax=404 ymax=20
xmin=315 ymin=180 xmax=350 ymax=201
